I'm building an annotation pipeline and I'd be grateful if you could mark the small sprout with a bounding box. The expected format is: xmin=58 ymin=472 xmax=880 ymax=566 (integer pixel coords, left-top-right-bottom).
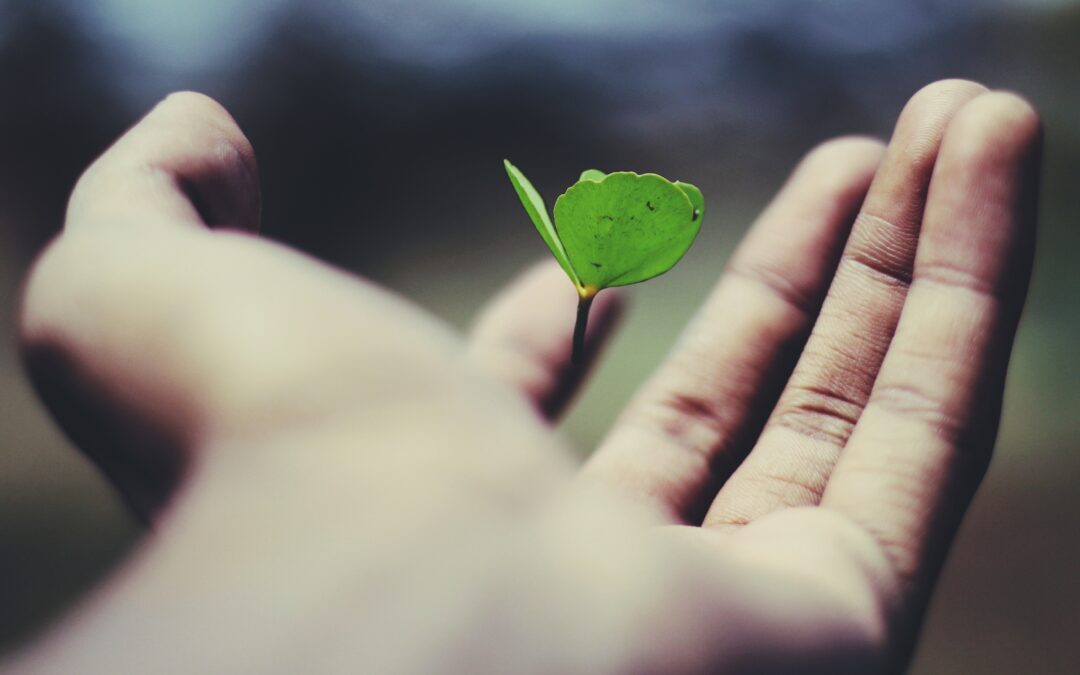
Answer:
xmin=504 ymin=159 xmax=705 ymax=365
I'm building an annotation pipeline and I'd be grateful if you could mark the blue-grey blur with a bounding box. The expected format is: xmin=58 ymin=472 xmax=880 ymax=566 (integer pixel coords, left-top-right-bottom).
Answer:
xmin=0 ymin=1 xmax=1077 ymax=672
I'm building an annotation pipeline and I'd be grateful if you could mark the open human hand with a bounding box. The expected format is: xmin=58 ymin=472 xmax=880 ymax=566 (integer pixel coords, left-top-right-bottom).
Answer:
xmin=8 ymin=79 xmax=1040 ymax=674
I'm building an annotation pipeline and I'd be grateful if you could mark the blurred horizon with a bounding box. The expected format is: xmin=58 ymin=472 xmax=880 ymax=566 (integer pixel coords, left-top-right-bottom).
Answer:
xmin=1 ymin=1 xmax=1078 ymax=672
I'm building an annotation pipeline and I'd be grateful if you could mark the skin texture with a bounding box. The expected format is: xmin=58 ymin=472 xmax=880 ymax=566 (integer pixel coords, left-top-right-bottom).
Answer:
xmin=6 ymin=80 xmax=1040 ymax=674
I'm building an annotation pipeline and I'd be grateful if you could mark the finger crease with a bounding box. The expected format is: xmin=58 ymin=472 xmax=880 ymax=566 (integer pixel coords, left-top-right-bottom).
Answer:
xmin=647 ymin=391 xmax=732 ymax=457
xmin=772 ymin=383 xmax=865 ymax=446
xmin=841 ymin=247 xmax=914 ymax=290
xmin=914 ymin=261 xmax=1000 ymax=301
xmin=867 ymin=382 xmax=971 ymax=447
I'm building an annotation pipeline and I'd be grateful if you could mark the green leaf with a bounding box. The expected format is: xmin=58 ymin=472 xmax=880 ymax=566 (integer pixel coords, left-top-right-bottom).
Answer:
xmin=675 ymin=181 xmax=704 ymax=223
xmin=553 ymin=172 xmax=702 ymax=289
xmin=503 ymin=159 xmax=580 ymax=287
xmin=504 ymin=162 xmax=706 ymax=366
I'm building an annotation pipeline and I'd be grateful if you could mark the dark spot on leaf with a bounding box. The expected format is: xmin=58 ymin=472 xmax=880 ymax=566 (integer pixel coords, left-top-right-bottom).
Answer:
xmin=692 ymin=209 xmax=700 ymax=221
xmin=646 ymin=201 xmax=656 ymax=211
xmin=600 ymin=215 xmax=614 ymax=222
xmin=591 ymin=262 xmax=603 ymax=268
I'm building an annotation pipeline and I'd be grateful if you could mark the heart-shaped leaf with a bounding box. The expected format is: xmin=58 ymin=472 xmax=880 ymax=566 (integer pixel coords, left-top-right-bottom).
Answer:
xmin=553 ymin=172 xmax=702 ymax=291
xmin=504 ymin=159 xmax=705 ymax=363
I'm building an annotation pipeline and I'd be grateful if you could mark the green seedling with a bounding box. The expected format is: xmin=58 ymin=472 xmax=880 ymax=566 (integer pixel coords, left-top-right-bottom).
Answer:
xmin=504 ymin=159 xmax=704 ymax=365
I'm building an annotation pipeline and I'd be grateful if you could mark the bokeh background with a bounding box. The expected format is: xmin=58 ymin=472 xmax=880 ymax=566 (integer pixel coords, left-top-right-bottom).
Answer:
xmin=0 ymin=0 xmax=1077 ymax=671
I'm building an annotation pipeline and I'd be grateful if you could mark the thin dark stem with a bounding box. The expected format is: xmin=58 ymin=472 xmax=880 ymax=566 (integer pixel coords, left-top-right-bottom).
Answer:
xmin=571 ymin=294 xmax=594 ymax=367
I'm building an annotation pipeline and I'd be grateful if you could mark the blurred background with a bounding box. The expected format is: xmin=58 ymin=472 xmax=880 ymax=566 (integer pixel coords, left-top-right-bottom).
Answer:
xmin=0 ymin=0 xmax=1076 ymax=671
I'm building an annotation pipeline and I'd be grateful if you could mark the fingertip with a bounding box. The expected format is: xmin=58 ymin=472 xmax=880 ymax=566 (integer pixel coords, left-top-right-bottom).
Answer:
xmin=907 ymin=78 xmax=988 ymax=103
xmin=890 ymin=79 xmax=990 ymax=162
xmin=796 ymin=135 xmax=887 ymax=197
xmin=136 ymin=92 xmax=249 ymax=169
xmin=67 ymin=91 xmax=262 ymax=232
xmin=918 ymin=91 xmax=1042 ymax=303
xmin=156 ymin=91 xmax=233 ymax=123
xmin=803 ymin=135 xmax=887 ymax=170
xmin=942 ymin=91 xmax=1043 ymax=165
xmin=469 ymin=259 xmax=624 ymax=419
xmin=521 ymin=257 xmax=628 ymax=338
xmin=901 ymin=79 xmax=990 ymax=122
xmin=152 ymin=91 xmax=261 ymax=229
xmin=154 ymin=92 xmax=250 ymax=148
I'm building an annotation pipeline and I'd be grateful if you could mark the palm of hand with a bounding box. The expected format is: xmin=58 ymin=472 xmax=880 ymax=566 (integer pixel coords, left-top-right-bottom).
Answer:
xmin=10 ymin=79 xmax=1039 ymax=674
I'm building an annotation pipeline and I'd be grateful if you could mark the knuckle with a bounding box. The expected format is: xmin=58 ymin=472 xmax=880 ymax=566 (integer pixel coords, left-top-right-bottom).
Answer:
xmin=752 ymin=469 xmax=829 ymax=504
xmin=641 ymin=389 xmax=730 ymax=458
xmin=771 ymin=382 xmax=864 ymax=446
xmin=841 ymin=223 xmax=916 ymax=288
